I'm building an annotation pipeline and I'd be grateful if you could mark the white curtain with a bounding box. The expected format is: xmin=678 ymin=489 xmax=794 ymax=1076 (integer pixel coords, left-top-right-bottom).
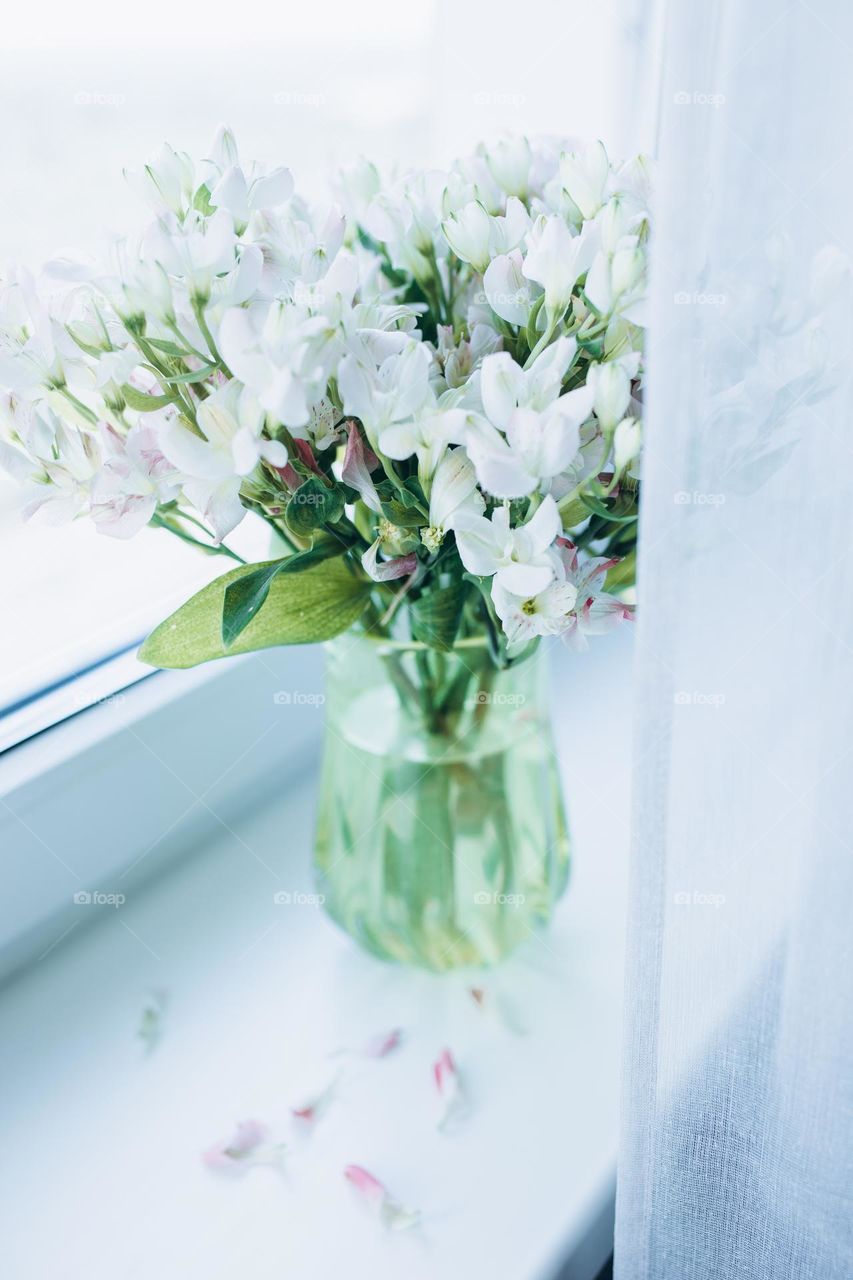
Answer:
xmin=616 ymin=1 xmax=853 ymax=1277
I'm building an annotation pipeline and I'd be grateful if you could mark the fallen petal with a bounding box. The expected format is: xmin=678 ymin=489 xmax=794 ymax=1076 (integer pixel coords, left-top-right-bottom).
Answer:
xmin=433 ymin=1048 xmax=470 ymax=1132
xmin=344 ymin=1165 xmax=420 ymax=1232
xmin=362 ymin=1028 xmax=404 ymax=1059
xmin=203 ymin=1120 xmax=286 ymax=1172
xmin=291 ymin=1075 xmax=339 ymax=1128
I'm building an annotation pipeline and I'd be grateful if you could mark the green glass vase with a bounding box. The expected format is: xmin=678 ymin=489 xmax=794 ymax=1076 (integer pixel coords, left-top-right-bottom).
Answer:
xmin=314 ymin=630 xmax=570 ymax=971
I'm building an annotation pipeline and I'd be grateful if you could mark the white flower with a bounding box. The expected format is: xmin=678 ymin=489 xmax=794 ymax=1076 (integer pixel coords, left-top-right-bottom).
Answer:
xmin=613 ymin=417 xmax=641 ymax=471
xmin=124 ymin=143 xmax=195 ymax=217
xmin=462 ymin=340 xmax=592 ymax=497
xmin=484 ymin=249 xmax=534 ymax=326
xmin=589 ymin=360 xmax=631 ymax=430
xmin=90 ymin=422 xmax=179 ymax=538
xmin=522 ymin=216 xmax=599 ymax=317
xmin=484 ymin=136 xmax=533 ymax=200
xmin=209 ymin=164 xmax=294 ymax=233
xmin=559 ymin=141 xmax=610 ymax=221
xmin=146 ymin=209 xmax=237 ymax=301
xmin=454 ymin=493 xmax=561 ymax=596
xmin=492 ymin=575 xmax=579 ymax=655
xmin=338 ymin=341 xmax=432 ymax=448
xmin=441 ymin=198 xmax=528 ymax=273
xmin=585 ymin=239 xmax=647 ymax=325
xmin=421 ymin=447 xmax=484 ymax=551
xmin=217 ymin=301 xmax=334 ymax=429
xmin=160 ymin=381 xmax=285 ymax=538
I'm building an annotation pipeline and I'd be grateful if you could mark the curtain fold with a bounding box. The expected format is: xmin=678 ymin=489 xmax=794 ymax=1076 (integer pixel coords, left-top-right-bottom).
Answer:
xmin=615 ymin=2 xmax=853 ymax=1276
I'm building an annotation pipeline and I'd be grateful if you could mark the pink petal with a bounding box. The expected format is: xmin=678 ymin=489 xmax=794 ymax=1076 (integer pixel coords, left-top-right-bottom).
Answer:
xmin=433 ymin=1048 xmax=469 ymax=1132
xmin=341 ymin=420 xmax=382 ymax=513
xmin=290 ymin=1076 xmax=338 ymax=1128
xmin=344 ymin=1165 xmax=420 ymax=1232
xmin=362 ymin=1028 xmax=404 ymax=1059
xmin=361 ymin=538 xmax=417 ymax=583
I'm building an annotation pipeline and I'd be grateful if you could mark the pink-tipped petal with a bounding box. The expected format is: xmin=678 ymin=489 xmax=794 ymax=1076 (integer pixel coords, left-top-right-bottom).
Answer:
xmin=344 ymin=1165 xmax=420 ymax=1232
xmin=341 ymin=420 xmax=382 ymax=513
xmin=290 ymin=1076 xmax=338 ymax=1129
xmin=363 ymin=1028 xmax=404 ymax=1059
xmin=433 ymin=1048 xmax=469 ymax=1132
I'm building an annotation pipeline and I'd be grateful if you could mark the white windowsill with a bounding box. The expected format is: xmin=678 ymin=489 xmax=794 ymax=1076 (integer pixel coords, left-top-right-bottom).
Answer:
xmin=0 ymin=629 xmax=632 ymax=1280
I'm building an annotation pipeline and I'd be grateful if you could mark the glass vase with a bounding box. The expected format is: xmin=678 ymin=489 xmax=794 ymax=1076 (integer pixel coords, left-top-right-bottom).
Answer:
xmin=314 ymin=631 xmax=570 ymax=971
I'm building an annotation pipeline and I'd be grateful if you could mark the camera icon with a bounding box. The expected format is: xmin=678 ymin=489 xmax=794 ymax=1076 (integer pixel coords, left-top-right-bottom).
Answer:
xmin=674 ymin=290 xmax=691 ymax=304
xmin=473 ymin=891 xmax=491 ymax=905
xmin=273 ymin=891 xmax=292 ymax=905
xmin=273 ymin=691 xmax=292 ymax=705
xmin=673 ymin=691 xmax=691 ymax=705
xmin=674 ymin=91 xmax=691 ymax=104
xmin=673 ymin=891 xmax=691 ymax=905
xmin=73 ymin=890 xmax=92 ymax=905
xmin=475 ymin=690 xmax=490 ymax=705
xmin=674 ymin=491 xmax=691 ymax=505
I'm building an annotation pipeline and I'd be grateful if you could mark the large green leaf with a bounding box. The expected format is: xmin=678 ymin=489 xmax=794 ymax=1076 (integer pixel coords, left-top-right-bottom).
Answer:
xmin=139 ymin=555 xmax=371 ymax=669
xmin=221 ymin=543 xmax=347 ymax=647
xmin=121 ymin=384 xmax=175 ymax=411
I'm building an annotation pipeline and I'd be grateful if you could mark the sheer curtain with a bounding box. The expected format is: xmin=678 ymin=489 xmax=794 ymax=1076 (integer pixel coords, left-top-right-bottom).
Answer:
xmin=616 ymin=1 xmax=853 ymax=1277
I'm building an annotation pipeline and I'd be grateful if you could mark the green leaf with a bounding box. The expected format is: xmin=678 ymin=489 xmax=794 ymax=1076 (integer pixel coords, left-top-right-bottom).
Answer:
xmin=580 ymin=493 xmax=639 ymax=524
xmin=411 ymin=581 xmax=467 ymax=651
xmin=139 ymin=556 xmax=371 ymax=669
xmin=146 ymin=337 xmax=190 ymax=357
xmin=221 ymin=543 xmax=347 ymax=646
xmin=284 ymin=477 xmax=345 ymax=537
xmin=160 ymin=361 xmax=219 ymax=384
xmin=120 ymin=384 xmax=175 ymax=411
xmin=557 ymin=495 xmax=590 ymax=528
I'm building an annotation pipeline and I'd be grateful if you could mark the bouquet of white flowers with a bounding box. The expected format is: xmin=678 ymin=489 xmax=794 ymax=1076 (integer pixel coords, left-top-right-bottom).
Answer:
xmin=0 ymin=127 xmax=646 ymax=672
xmin=0 ymin=127 xmax=649 ymax=968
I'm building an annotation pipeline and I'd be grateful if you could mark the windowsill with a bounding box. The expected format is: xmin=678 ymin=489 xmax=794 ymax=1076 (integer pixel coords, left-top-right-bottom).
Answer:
xmin=0 ymin=630 xmax=632 ymax=1280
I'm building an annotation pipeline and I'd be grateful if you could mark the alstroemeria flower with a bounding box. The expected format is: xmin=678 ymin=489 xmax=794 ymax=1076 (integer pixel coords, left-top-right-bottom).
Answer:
xmin=614 ymin=417 xmax=642 ymax=471
xmin=91 ymin=421 xmax=180 ymax=539
xmin=145 ymin=208 xmax=237 ymax=301
xmin=124 ymin=142 xmax=195 ymax=217
xmin=462 ymin=341 xmax=592 ymax=498
xmin=338 ymin=341 xmax=432 ymax=450
xmin=484 ymin=136 xmax=533 ymax=200
xmin=491 ymin=574 xmax=579 ymax=656
xmin=421 ymin=447 xmax=484 ymax=552
xmin=434 ymin=1048 xmax=469 ymax=1132
xmin=210 ymin=164 xmax=294 ymax=233
xmin=559 ymin=140 xmax=611 ymax=221
xmin=441 ymin=198 xmax=529 ymax=274
xmin=217 ymin=301 xmax=333 ymax=429
xmin=556 ymin=541 xmax=634 ymax=650
xmin=203 ymin=1120 xmax=285 ymax=1172
xmin=588 ymin=360 xmax=632 ymax=430
xmin=522 ymin=216 xmax=599 ymax=317
xmin=160 ymin=381 xmax=285 ymax=539
xmin=585 ymin=239 xmax=647 ymax=325
xmin=454 ymin=494 xmax=561 ymax=596
xmin=344 ymin=1165 xmax=420 ymax=1231
xmin=484 ymin=249 xmax=535 ymax=327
